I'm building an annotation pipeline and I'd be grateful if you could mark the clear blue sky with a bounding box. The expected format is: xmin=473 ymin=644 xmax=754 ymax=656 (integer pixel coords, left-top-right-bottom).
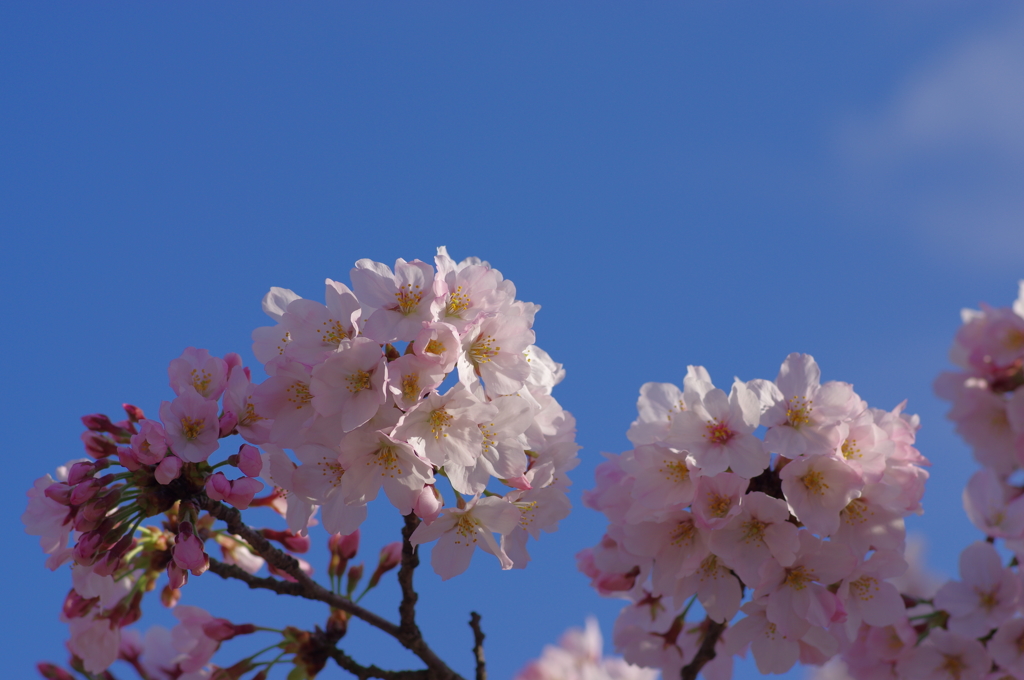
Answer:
xmin=4 ymin=3 xmax=1024 ymax=679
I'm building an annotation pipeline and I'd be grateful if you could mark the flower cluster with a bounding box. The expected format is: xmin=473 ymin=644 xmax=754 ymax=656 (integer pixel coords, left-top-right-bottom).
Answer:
xmin=514 ymin=618 xmax=661 ymax=680
xmin=24 ymin=247 xmax=578 ymax=677
xmin=245 ymin=247 xmax=578 ymax=577
xmin=579 ymin=354 xmax=930 ymax=676
xmin=811 ymin=281 xmax=1024 ymax=680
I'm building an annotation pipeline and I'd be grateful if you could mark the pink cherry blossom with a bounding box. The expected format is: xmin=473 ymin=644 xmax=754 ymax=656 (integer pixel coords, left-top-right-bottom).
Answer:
xmin=409 ymin=496 xmax=520 ymax=579
xmin=168 ymin=347 xmax=229 ymax=401
xmin=780 ymin=453 xmax=864 ymax=537
xmin=159 ymin=386 xmax=220 ymax=463
xmin=709 ymin=491 xmax=799 ymax=587
xmin=934 ymin=541 xmax=1020 ymax=638
xmin=351 ymin=258 xmax=439 ymax=343
xmin=309 ymin=336 xmax=387 ymax=433
xmin=666 ymin=377 xmax=767 ymax=478
xmin=761 ymin=353 xmax=860 ymax=458
xmin=339 ymin=428 xmax=434 ymax=515
xmin=895 ymin=628 xmax=991 ymax=680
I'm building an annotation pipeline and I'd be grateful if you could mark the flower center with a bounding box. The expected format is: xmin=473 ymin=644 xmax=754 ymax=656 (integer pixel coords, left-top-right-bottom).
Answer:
xmin=783 ymin=565 xmax=812 ymax=591
xmin=180 ymin=416 xmax=205 ymax=441
xmin=707 ymin=493 xmax=732 ymax=518
xmin=704 ymin=420 xmax=733 ymax=445
xmin=741 ymin=518 xmax=768 ymax=544
xmin=424 ymin=339 xmax=446 ymax=355
xmin=659 ymin=460 xmax=689 ymax=484
xmin=470 ymin=334 xmax=500 ymax=364
xmin=841 ymin=438 xmax=860 ymax=460
xmin=317 ymin=319 xmax=349 ymax=346
xmin=429 ymin=409 xmax=453 ymax=439
xmin=401 ymin=373 xmax=420 ymax=402
xmin=394 ymin=283 xmax=424 ymax=315
xmin=850 ymin=575 xmax=879 ymax=601
xmin=346 ymin=370 xmax=372 ymax=393
xmin=190 ymin=368 xmax=213 ymax=395
xmin=800 ymin=469 xmax=829 ymax=496
xmin=786 ymin=396 xmax=813 ymax=429
xmin=287 ymin=381 xmax=312 ymax=408
xmin=447 ymin=285 xmax=471 ymax=316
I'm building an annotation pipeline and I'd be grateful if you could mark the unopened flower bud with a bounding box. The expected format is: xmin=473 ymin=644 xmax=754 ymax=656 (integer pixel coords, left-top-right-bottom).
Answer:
xmin=367 ymin=542 xmax=402 ymax=589
xmin=236 ymin=444 xmax=262 ymax=477
xmin=413 ymin=485 xmax=443 ymax=524
xmin=72 ymin=532 xmax=103 ymax=566
xmin=36 ymin=663 xmax=75 ymax=680
xmin=62 ymin=589 xmax=97 ymax=619
xmin=202 ymin=618 xmax=256 ymax=642
xmin=329 ymin=530 xmax=360 ymax=560
xmin=90 ymin=552 xmax=121 ymax=577
xmin=161 ymin=585 xmax=181 ymax=608
xmin=123 ymin=403 xmax=145 ymax=422
xmin=82 ymin=431 xmax=117 ymax=458
xmin=346 ymin=563 xmax=364 ymax=596
xmin=167 ymin=563 xmax=189 ymax=589
xmin=219 ymin=410 xmax=238 ymax=437
xmin=67 ymin=462 xmax=98 ymax=487
xmin=155 ymin=455 xmax=183 ymax=485
xmin=117 ymin=446 xmax=141 ymax=471
xmin=81 ymin=414 xmax=116 ymax=433
xmin=70 ymin=479 xmax=101 ymax=506
xmin=172 ymin=521 xmax=209 ymax=576
xmin=263 ymin=528 xmax=310 ymax=554
xmin=44 ymin=483 xmax=73 ymax=506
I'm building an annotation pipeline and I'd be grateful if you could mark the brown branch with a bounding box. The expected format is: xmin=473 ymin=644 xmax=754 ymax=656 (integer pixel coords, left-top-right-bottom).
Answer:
xmin=203 ymin=499 xmax=462 ymax=680
xmin=469 ymin=612 xmax=486 ymax=680
xmin=398 ymin=513 xmax=422 ymax=636
xmin=680 ymin=619 xmax=727 ymax=680
xmin=330 ymin=649 xmax=431 ymax=680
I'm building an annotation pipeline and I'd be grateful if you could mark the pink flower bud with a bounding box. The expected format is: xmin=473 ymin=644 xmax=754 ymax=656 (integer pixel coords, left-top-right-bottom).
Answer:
xmin=205 ymin=472 xmax=233 ymax=502
xmin=237 ymin=445 xmax=262 ymax=477
xmin=155 ymin=455 xmax=183 ymax=485
xmin=263 ymin=528 xmax=310 ymax=554
xmin=90 ymin=552 xmax=121 ymax=577
xmin=72 ymin=532 xmax=103 ymax=566
xmin=168 ymin=563 xmax=189 ymax=589
xmin=82 ymin=431 xmax=117 ymax=458
xmin=123 ymin=403 xmax=145 ymax=422
xmin=161 ymin=585 xmax=181 ymax=607
xmin=81 ymin=414 xmax=116 ymax=433
xmin=201 ymin=618 xmax=256 ymax=642
xmin=218 ymin=410 xmax=238 ymax=437
xmin=69 ymin=480 xmax=101 ymax=506
xmin=173 ymin=522 xmax=209 ymax=576
xmin=367 ymin=542 xmax=402 ymax=589
xmin=62 ymin=589 xmax=97 ymax=619
xmin=413 ymin=485 xmax=443 ymax=524
xmin=117 ymin=446 xmax=141 ymax=471
xmin=37 ymin=663 xmax=76 ymax=680
xmin=67 ymin=462 xmax=98 ymax=487
xmin=226 ymin=477 xmax=263 ymax=510
xmin=378 ymin=542 xmax=402 ymax=570
xmin=44 ymin=483 xmax=73 ymax=506
xmin=329 ymin=530 xmax=360 ymax=560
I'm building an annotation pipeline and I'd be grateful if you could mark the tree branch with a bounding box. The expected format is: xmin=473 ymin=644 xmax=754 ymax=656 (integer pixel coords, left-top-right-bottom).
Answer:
xmin=398 ymin=513 xmax=421 ymax=637
xmin=680 ymin=619 xmax=727 ymax=680
xmin=469 ymin=612 xmax=486 ymax=680
xmin=330 ymin=649 xmax=431 ymax=680
xmin=204 ymin=499 xmax=462 ymax=680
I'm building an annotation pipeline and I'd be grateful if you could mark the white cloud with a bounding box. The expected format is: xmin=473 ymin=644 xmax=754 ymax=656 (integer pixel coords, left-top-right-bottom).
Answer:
xmin=838 ymin=10 xmax=1024 ymax=266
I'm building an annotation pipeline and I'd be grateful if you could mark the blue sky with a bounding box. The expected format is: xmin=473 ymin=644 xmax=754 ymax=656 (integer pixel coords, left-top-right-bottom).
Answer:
xmin=4 ymin=3 xmax=1024 ymax=679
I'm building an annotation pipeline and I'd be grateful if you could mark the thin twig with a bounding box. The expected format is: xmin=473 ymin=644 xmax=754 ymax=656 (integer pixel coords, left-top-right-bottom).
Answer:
xmin=469 ymin=612 xmax=486 ymax=680
xmin=398 ymin=513 xmax=422 ymax=636
xmin=680 ymin=618 xmax=727 ymax=680
xmin=204 ymin=499 xmax=462 ymax=680
xmin=330 ymin=649 xmax=431 ymax=680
